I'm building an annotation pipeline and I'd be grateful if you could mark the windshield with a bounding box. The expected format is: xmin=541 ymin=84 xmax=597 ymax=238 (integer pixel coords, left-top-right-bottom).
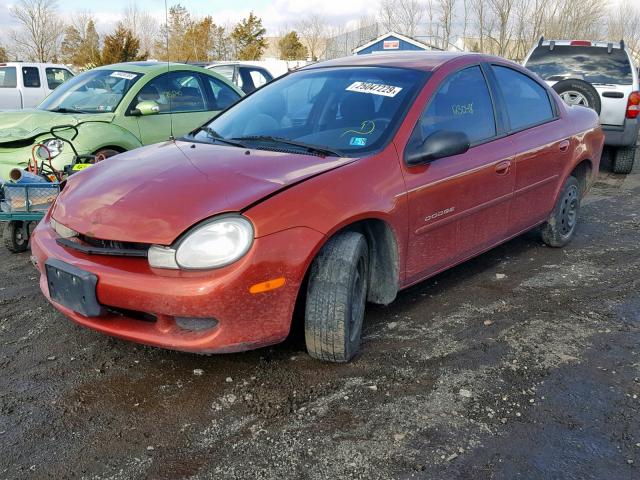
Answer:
xmin=191 ymin=66 xmax=428 ymax=156
xmin=38 ymin=69 xmax=143 ymax=113
xmin=526 ymin=46 xmax=633 ymax=85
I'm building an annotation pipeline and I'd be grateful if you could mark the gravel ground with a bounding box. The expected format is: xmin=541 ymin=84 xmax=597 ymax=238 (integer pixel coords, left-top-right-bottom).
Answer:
xmin=1 ymin=160 xmax=639 ymax=480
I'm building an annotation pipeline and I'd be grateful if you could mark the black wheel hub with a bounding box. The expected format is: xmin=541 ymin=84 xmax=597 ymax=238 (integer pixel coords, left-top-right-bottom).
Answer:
xmin=559 ymin=185 xmax=579 ymax=236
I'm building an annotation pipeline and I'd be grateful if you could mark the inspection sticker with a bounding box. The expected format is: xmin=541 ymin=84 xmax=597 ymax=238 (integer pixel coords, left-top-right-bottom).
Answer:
xmin=346 ymin=81 xmax=403 ymax=97
xmin=349 ymin=137 xmax=367 ymax=146
xmin=110 ymin=71 xmax=138 ymax=80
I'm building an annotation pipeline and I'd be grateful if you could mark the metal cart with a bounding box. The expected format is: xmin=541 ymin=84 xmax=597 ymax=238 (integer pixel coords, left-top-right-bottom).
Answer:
xmin=0 ymin=182 xmax=60 ymax=253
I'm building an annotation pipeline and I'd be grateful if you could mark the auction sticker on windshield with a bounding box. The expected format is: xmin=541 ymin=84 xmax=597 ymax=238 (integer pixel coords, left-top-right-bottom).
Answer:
xmin=346 ymin=81 xmax=403 ymax=97
xmin=110 ymin=71 xmax=138 ymax=80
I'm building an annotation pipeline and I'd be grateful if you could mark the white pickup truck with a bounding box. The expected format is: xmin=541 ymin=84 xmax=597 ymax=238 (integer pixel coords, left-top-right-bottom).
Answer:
xmin=0 ymin=62 xmax=74 ymax=109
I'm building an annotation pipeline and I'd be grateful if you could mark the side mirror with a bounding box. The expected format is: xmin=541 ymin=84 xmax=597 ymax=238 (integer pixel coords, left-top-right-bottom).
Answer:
xmin=131 ymin=101 xmax=160 ymax=116
xmin=405 ymin=130 xmax=471 ymax=166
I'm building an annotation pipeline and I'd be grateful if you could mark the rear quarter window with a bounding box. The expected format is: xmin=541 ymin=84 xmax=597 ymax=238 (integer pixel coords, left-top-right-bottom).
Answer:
xmin=0 ymin=67 xmax=17 ymax=88
xmin=526 ymin=45 xmax=633 ymax=85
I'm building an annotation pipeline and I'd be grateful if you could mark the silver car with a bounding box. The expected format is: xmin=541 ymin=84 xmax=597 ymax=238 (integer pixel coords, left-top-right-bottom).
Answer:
xmin=523 ymin=39 xmax=639 ymax=174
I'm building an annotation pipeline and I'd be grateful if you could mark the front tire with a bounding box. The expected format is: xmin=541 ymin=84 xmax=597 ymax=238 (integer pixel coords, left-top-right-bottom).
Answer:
xmin=541 ymin=176 xmax=581 ymax=248
xmin=305 ymin=231 xmax=369 ymax=363
xmin=611 ymin=145 xmax=636 ymax=174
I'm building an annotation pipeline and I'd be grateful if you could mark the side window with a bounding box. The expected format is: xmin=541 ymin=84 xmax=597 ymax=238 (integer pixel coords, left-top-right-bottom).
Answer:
xmin=248 ymin=69 xmax=268 ymax=88
xmin=203 ymin=75 xmax=241 ymax=111
xmin=22 ymin=67 xmax=41 ymax=88
xmin=0 ymin=67 xmax=17 ymax=88
xmin=492 ymin=65 xmax=554 ymax=131
xmin=210 ymin=65 xmax=235 ymax=82
xmin=410 ymin=65 xmax=496 ymax=146
xmin=45 ymin=68 xmax=73 ymax=90
xmin=132 ymin=72 xmax=207 ymax=113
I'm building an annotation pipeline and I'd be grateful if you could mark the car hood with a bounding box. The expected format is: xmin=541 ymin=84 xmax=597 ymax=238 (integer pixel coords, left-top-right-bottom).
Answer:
xmin=52 ymin=140 xmax=355 ymax=244
xmin=0 ymin=109 xmax=114 ymax=144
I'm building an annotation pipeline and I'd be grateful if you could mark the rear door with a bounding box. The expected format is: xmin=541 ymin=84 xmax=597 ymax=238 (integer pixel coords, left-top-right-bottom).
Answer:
xmin=0 ymin=66 xmax=21 ymax=109
xmin=44 ymin=67 xmax=74 ymax=94
xmin=401 ymin=65 xmax=515 ymax=282
xmin=489 ymin=64 xmax=565 ymax=232
xmin=20 ymin=66 xmax=46 ymax=108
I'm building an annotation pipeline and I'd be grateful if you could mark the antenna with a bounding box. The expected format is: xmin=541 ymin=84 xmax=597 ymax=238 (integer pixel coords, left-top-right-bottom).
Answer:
xmin=164 ymin=0 xmax=174 ymax=140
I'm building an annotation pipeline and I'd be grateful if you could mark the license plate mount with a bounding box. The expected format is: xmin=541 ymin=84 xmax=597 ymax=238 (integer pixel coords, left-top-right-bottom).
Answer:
xmin=45 ymin=258 xmax=103 ymax=317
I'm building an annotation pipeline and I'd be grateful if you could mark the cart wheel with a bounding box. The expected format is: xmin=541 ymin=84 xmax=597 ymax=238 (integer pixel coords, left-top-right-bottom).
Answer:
xmin=3 ymin=221 xmax=29 ymax=253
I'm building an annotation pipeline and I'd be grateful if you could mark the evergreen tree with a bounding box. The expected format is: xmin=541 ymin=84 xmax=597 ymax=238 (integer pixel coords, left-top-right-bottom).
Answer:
xmin=278 ymin=31 xmax=307 ymax=60
xmin=101 ymin=24 xmax=147 ymax=65
xmin=231 ymin=12 xmax=268 ymax=61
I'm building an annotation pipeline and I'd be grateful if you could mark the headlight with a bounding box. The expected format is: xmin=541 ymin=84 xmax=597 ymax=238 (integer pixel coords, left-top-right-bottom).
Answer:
xmin=50 ymin=217 xmax=78 ymax=238
xmin=148 ymin=215 xmax=254 ymax=270
xmin=37 ymin=139 xmax=64 ymax=160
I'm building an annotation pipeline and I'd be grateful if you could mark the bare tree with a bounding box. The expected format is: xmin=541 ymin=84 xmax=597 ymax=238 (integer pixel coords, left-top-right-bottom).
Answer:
xmin=608 ymin=0 xmax=640 ymax=63
xmin=9 ymin=0 xmax=64 ymax=62
xmin=377 ymin=0 xmax=424 ymax=37
xmin=121 ymin=2 xmax=159 ymax=57
xmin=296 ymin=14 xmax=330 ymax=61
xmin=486 ymin=0 xmax=515 ymax=57
xmin=438 ymin=0 xmax=456 ymax=49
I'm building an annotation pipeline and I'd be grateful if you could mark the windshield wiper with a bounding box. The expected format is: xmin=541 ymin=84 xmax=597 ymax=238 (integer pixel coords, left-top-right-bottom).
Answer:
xmin=49 ymin=107 xmax=89 ymax=114
xmin=231 ymin=136 xmax=340 ymax=157
xmin=200 ymin=127 xmax=248 ymax=148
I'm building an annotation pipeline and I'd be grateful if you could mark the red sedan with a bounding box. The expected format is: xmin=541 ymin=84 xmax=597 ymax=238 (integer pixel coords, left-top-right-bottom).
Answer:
xmin=31 ymin=53 xmax=604 ymax=362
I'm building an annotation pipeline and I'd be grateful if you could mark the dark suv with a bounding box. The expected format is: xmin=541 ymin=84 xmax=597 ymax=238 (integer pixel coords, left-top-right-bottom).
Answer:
xmin=524 ymin=39 xmax=639 ymax=173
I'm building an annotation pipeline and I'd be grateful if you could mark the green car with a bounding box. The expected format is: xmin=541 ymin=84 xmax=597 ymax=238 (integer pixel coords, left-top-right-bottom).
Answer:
xmin=0 ymin=62 xmax=243 ymax=180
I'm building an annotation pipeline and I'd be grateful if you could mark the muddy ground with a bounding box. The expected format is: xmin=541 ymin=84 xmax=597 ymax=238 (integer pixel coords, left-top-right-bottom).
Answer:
xmin=1 ymin=159 xmax=639 ymax=480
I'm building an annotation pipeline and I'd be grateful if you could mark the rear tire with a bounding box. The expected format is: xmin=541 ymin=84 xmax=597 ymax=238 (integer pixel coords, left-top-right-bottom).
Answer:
xmin=305 ymin=231 xmax=369 ymax=363
xmin=611 ymin=145 xmax=636 ymax=174
xmin=3 ymin=221 xmax=29 ymax=253
xmin=541 ymin=176 xmax=581 ymax=248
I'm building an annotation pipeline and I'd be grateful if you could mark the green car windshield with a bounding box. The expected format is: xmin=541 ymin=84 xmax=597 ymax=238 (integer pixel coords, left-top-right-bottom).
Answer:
xmin=39 ymin=69 xmax=142 ymax=113
xmin=192 ymin=66 xmax=428 ymax=156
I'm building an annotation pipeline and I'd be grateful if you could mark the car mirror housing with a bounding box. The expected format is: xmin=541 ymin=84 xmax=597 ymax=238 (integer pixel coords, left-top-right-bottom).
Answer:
xmin=132 ymin=101 xmax=160 ymax=116
xmin=405 ymin=130 xmax=471 ymax=166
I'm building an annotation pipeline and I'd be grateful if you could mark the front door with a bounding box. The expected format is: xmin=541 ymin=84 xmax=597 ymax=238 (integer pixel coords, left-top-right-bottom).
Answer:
xmin=401 ymin=65 xmax=515 ymax=283
xmin=132 ymin=71 xmax=216 ymax=145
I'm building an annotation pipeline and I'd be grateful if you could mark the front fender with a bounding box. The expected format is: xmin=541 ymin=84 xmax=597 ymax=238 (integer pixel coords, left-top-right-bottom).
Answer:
xmin=73 ymin=122 xmax=143 ymax=154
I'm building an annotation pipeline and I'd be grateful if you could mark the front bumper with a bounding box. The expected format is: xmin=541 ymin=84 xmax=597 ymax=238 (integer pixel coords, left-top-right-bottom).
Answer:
xmin=602 ymin=118 xmax=639 ymax=148
xmin=31 ymin=218 xmax=323 ymax=353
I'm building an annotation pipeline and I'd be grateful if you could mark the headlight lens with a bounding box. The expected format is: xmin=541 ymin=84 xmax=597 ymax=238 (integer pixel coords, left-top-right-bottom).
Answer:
xmin=37 ymin=139 xmax=64 ymax=159
xmin=148 ymin=215 xmax=254 ymax=270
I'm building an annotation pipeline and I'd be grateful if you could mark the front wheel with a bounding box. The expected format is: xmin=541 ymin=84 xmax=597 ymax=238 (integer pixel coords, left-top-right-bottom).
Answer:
xmin=541 ymin=176 xmax=581 ymax=248
xmin=3 ymin=221 xmax=29 ymax=253
xmin=305 ymin=231 xmax=369 ymax=363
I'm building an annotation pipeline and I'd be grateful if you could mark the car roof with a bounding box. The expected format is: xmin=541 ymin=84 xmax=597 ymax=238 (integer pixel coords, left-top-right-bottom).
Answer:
xmin=94 ymin=62 xmax=207 ymax=74
xmin=302 ymin=52 xmax=477 ymax=72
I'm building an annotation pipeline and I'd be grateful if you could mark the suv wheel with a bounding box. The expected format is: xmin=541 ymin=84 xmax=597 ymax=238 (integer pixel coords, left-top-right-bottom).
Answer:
xmin=541 ymin=176 xmax=581 ymax=248
xmin=305 ymin=231 xmax=369 ymax=363
xmin=552 ymin=79 xmax=602 ymax=115
xmin=612 ymin=145 xmax=636 ymax=174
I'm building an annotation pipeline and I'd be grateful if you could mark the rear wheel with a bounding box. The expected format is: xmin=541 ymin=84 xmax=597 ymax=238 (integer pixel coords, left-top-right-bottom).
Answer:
xmin=541 ymin=176 xmax=580 ymax=248
xmin=3 ymin=221 xmax=29 ymax=253
xmin=611 ymin=145 xmax=636 ymax=174
xmin=305 ymin=231 xmax=369 ymax=363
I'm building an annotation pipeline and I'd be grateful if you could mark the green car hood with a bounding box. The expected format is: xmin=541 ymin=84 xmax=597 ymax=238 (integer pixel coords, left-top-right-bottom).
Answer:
xmin=0 ymin=109 xmax=115 ymax=144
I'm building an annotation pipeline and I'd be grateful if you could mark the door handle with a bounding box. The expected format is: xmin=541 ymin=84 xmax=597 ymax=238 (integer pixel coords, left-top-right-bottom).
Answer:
xmin=559 ymin=140 xmax=570 ymax=153
xmin=495 ymin=160 xmax=511 ymax=175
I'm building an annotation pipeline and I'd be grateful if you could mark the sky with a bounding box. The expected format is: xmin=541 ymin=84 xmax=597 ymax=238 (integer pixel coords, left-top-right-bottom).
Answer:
xmin=0 ymin=0 xmax=380 ymax=37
